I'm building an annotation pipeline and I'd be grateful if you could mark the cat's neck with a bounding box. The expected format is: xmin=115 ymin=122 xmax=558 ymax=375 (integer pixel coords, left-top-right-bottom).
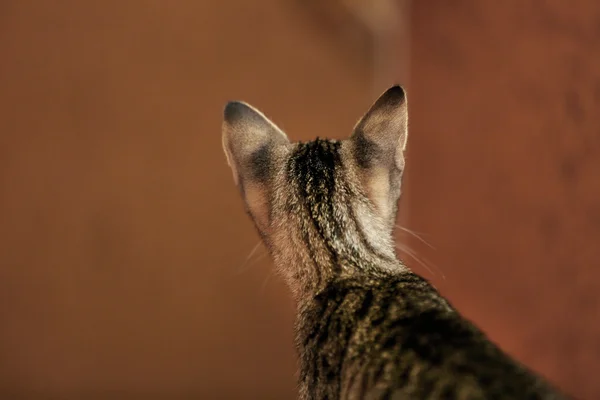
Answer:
xmin=273 ymin=242 xmax=408 ymax=306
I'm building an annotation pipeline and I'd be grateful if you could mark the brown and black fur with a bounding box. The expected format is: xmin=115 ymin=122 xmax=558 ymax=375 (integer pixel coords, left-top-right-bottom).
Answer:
xmin=222 ymin=86 xmax=568 ymax=399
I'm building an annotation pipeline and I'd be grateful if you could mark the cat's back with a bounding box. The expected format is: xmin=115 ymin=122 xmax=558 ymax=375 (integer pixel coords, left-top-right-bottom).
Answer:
xmin=297 ymin=271 xmax=566 ymax=400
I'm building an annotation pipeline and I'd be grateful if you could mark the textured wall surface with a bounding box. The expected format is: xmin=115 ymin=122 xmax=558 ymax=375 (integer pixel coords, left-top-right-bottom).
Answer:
xmin=407 ymin=1 xmax=600 ymax=398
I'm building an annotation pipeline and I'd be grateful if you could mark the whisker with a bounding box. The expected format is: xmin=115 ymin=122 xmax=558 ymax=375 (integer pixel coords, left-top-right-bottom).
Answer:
xmin=234 ymin=241 xmax=266 ymax=275
xmin=260 ymin=270 xmax=273 ymax=294
xmin=395 ymin=241 xmax=446 ymax=280
xmin=396 ymin=241 xmax=435 ymax=277
xmin=395 ymin=224 xmax=435 ymax=249
xmin=233 ymin=253 xmax=268 ymax=276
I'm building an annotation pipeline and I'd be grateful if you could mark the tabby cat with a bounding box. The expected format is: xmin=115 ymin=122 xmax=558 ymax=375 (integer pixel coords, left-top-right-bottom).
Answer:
xmin=222 ymin=86 xmax=567 ymax=399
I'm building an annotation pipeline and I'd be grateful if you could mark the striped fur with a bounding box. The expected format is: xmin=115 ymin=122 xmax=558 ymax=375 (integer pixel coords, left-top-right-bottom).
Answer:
xmin=222 ymin=86 xmax=567 ymax=399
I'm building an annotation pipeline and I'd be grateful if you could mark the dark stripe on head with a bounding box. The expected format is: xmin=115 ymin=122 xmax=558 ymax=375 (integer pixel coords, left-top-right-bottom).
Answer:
xmin=288 ymin=139 xmax=344 ymax=273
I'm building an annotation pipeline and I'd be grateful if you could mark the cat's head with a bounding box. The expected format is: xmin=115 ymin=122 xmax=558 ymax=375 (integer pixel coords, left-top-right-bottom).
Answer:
xmin=222 ymin=86 xmax=408 ymax=298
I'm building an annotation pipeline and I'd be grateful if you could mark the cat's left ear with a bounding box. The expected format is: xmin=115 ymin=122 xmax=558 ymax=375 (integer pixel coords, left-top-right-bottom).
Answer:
xmin=222 ymin=101 xmax=289 ymax=186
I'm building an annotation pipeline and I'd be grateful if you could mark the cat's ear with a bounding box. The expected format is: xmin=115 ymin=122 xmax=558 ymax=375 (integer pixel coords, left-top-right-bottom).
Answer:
xmin=351 ymin=85 xmax=408 ymax=170
xmin=349 ymin=85 xmax=408 ymax=222
xmin=222 ymin=101 xmax=289 ymax=186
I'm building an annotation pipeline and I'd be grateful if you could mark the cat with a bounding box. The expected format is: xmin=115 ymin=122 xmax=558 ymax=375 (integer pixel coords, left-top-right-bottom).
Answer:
xmin=221 ymin=85 xmax=568 ymax=399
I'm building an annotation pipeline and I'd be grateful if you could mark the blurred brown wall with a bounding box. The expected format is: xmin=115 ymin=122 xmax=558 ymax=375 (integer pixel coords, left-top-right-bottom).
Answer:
xmin=1 ymin=1 xmax=599 ymax=399
xmin=407 ymin=1 xmax=600 ymax=398
xmin=0 ymin=1 xmax=370 ymax=399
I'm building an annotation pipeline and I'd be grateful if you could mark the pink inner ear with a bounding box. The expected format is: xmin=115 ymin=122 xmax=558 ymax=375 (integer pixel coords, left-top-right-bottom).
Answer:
xmin=362 ymin=166 xmax=392 ymax=220
xmin=243 ymin=182 xmax=270 ymax=233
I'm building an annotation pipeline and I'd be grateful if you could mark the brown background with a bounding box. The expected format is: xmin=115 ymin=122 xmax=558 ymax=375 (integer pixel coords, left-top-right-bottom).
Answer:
xmin=407 ymin=2 xmax=600 ymax=399
xmin=0 ymin=1 xmax=598 ymax=399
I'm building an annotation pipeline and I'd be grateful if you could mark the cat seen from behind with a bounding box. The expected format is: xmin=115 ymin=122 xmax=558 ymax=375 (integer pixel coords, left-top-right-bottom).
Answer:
xmin=221 ymin=85 xmax=567 ymax=400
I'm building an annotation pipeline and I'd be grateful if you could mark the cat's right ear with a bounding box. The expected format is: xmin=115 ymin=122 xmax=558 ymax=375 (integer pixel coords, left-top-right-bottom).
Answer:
xmin=222 ymin=101 xmax=289 ymax=187
xmin=349 ymin=85 xmax=408 ymax=221
xmin=351 ymin=85 xmax=408 ymax=171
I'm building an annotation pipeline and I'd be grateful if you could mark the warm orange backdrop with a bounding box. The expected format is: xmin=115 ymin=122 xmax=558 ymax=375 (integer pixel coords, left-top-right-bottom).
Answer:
xmin=407 ymin=2 xmax=600 ymax=398
xmin=0 ymin=1 xmax=598 ymax=399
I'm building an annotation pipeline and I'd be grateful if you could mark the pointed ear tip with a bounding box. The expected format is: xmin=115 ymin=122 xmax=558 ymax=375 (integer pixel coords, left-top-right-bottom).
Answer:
xmin=223 ymin=101 xmax=250 ymax=123
xmin=385 ymin=85 xmax=407 ymax=102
